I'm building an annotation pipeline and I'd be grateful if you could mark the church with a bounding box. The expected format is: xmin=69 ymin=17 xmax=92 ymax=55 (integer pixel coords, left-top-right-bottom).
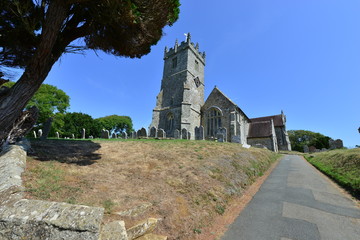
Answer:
xmin=150 ymin=34 xmax=291 ymax=152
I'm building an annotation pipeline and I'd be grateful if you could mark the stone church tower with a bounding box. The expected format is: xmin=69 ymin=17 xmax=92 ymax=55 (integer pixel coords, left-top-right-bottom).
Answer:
xmin=150 ymin=33 xmax=206 ymax=139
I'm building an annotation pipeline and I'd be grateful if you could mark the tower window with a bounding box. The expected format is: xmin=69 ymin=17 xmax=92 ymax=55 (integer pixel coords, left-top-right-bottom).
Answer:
xmin=166 ymin=112 xmax=174 ymax=132
xmin=207 ymin=108 xmax=222 ymax=137
xmin=195 ymin=60 xmax=199 ymax=71
xmin=172 ymin=57 xmax=177 ymax=68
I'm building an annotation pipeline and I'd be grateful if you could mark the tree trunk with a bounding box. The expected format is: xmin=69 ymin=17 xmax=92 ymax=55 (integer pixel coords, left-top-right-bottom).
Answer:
xmin=0 ymin=1 xmax=68 ymax=149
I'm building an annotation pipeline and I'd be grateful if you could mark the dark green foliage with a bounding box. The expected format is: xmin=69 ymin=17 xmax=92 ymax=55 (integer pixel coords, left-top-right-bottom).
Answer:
xmin=3 ymin=81 xmax=70 ymax=132
xmin=61 ymin=112 xmax=101 ymax=138
xmin=95 ymin=115 xmax=133 ymax=135
xmin=288 ymin=130 xmax=331 ymax=152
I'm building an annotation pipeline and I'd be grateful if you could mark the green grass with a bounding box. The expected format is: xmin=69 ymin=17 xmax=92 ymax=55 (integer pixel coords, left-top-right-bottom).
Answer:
xmin=305 ymin=148 xmax=360 ymax=199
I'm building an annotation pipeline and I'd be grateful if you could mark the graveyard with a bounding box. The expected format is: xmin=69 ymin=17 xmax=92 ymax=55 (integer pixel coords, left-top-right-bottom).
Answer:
xmin=23 ymin=138 xmax=280 ymax=239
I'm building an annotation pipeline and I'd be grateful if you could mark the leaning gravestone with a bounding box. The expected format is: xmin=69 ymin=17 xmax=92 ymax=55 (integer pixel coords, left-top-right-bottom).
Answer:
xmin=33 ymin=131 xmax=37 ymax=139
xmin=157 ymin=128 xmax=166 ymax=138
xmin=149 ymin=126 xmax=157 ymax=138
xmin=122 ymin=132 xmax=128 ymax=139
xmin=174 ymin=129 xmax=180 ymax=139
xmin=71 ymin=134 xmax=75 ymax=139
xmin=55 ymin=132 xmax=60 ymax=139
xmin=181 ymin=128 xmax=188 ymax=140
xmin=37 ymin=129 xmax=43 ymax=138
xmin=81 ymin=128 xmax=86 ymax=139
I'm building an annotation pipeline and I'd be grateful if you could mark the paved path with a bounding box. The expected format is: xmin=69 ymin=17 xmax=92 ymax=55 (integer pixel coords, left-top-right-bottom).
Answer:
xmin=221 ymin=155 xmax=360 ymax=240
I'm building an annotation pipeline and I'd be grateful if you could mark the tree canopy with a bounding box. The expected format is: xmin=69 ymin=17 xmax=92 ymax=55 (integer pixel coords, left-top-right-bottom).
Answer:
xmin=0 ymin=0 xmax=180 ymax=147
xmin=95 ymin=115 xmax=133 ymax=135
xmin=288 ymin=130 xmax=331 ymax=152
xmin=61 ymin=112 xmax=100 ymax=138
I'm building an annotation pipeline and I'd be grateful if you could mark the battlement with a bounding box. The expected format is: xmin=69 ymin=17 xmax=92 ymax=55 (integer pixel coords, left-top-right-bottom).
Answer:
xmin=164 ymin=33 xmax=206 ymax=63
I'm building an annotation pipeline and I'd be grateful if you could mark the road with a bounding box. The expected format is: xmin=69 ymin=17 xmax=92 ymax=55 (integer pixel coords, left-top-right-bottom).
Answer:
xmin=221 ymin=155 xmax=360 ymax=240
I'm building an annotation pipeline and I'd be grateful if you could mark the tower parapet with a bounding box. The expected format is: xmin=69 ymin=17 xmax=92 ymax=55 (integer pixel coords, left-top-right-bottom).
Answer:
xmin=164 ymin=32 xmax=206 ymax=64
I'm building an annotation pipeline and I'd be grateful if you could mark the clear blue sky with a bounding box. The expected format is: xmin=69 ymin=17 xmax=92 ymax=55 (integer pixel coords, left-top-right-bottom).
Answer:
xmin=42 ymin=0 xmax=359 ymax=147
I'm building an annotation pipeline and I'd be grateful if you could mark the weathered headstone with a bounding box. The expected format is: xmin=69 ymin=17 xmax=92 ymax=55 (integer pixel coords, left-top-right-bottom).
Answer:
xmin=174 ymin=129 xmax=180 ymax=139
xmin=181 ymin=128 xmax=188 ymax=140
xmin=81 ymin=128 xmax=86 ymax=139
xmin=112 ymin=133 xmax=117 ymax=139
xmin=138 ymin=128 xmax=147 ymax=138
xmin=89 ymin=135 xmax=94 ymax=139
xmin=71 ymin=134 xmax=75 ymax=139
xmin=303 ymin=145 xmax=309 ymax=153
xmin=216 ymin=127 xmax=227 ymax=142
xmin=55 ymin=132 xmax=60 ymax=139
xmin=33 ymin=131 xmax=37 ymax=139
xmin=131 ymin=132 xmax=137 ymax=139
xmin=104 ymin=130 xmax=110 ymax=139
xmin=187 ymin=132 xmax=191 ymax=140
xmin=122 ymin=132 xmax=128 ymax=139
xmin=195 ymin=126 xmax=204 ymax=140
xmin=157 ymin=128 xmax=166 ymax=138
xmin=149 ymin=126 xmax=157 ymax=138
xmin=37 ymin=129 xmax=43 ymax=138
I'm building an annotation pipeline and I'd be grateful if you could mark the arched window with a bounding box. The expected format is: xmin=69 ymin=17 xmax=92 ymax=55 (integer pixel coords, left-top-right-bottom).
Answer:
xmin=166 ymin=112 xmax=174 ymax=132
xmin=207 ymin=108 xmax=222 ymax=137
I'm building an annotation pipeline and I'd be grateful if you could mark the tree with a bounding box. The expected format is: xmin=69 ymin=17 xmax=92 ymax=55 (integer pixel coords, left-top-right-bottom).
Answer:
xmin=61 ymin=112 xmax=101 ymax=138
xmin=0 ymin=0 xmax=180 ymax=147
xmin=96 ymin=115 xmax=133 ymax=135
xmin=288 ymin=130 xmax=331 ymax=152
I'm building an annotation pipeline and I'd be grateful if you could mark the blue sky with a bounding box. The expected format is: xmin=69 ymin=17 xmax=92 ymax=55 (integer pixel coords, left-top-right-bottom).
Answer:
xmin=42 ymin=0 xmax=359 ymax=147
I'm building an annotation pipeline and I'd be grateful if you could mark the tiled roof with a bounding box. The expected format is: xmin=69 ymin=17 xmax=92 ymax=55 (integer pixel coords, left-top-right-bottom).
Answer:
xmin=250 ymin=114 xmax=284 ymax=127
xmin=247 ymin=121 xmax=273 ymax=138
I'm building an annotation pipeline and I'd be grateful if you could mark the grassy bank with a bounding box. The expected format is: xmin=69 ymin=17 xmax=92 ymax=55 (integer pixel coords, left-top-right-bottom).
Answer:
xmin=305 ymin=148 xmax=360 ymax=199
xmin=24 ymin=139 xmax=280 ymax=239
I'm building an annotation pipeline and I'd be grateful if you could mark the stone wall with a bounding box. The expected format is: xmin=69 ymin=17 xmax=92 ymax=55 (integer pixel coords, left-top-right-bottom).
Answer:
xmin=247 ymin=137 xmax=274 ymax=151
xmin=0 ymin=143 xmax=104 ymax=240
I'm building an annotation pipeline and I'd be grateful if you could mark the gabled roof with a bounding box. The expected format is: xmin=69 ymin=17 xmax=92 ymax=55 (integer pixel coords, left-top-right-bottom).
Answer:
xmin=205 ymin=87 xmax=250 ymax=120
xmin=250 ymin=114 xmax=284 ymax=127
xmin=247 ymin=120 xmax=274 ymax=138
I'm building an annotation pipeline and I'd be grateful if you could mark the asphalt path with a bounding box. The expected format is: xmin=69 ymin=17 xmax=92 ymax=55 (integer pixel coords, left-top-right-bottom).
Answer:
xmin=221 ymin=155 xmax=360 ymax=240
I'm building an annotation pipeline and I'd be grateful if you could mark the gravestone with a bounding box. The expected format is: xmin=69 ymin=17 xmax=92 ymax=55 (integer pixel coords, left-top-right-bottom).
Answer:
xmin=174 ymin=129 xmax=180 ymax=139
xmin=81 ymin=128 xmax=86 ymax=139
xmin=157 ymin=128 xmax=166 ymax=138
xmin=71 ymin=134 xmax=75 ymax=139
xmin=55 ymin=132 xmax=59 ymax=139
xmin=309 ymin=146 xmax=316 ymax=153
xmin=303 ymin=145 xmax=309 ymax=153
xmin=33 ymin=131 xmax=37 ymax=138
xmin=187 ymin=132 xmax=191 ymax=140
xmin=149 ymin=127 xmax=157 ymax=138
xmin=37 ymin=129 xmax=43 ymax=138
xmin=131 ymin=132 xmax=137 ymax=139
xmin=89 ymin=135 xmax=93 ymax=139
xmin=104 ymin=130 xmax=110 ymax=139
xmin=138 ymin=128 xmax=147 ymax=138
xmin=112 ymin=133 xmax=117 ymax=139
xmin=195 ymin=126 xmax=204 ymax=140
xmin=181 ymin=128 xmax=188 ymax=140
xmin=122 ymin=132 xmax=128 ymax=139
xmin=216 ymin=127 xmax=227 ymax=142
xmin=329 ymin=139 xmax=343 ymax=149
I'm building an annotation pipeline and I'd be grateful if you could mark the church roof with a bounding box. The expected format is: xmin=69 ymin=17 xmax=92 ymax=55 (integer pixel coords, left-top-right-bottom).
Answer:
xmin=205 ymin=87 xmax=250 ymax=120
xmin=247 ymin=120 xmax=274 ymax=138
xmin=250 ymin=114 xmax=284 ymax=127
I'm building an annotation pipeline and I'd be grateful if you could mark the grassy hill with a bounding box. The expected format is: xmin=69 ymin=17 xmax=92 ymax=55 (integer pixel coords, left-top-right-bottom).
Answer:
xmin=24 ymin=139 xmax=280 ymax=239
xmin=305 ymin=148 xmax=360 ymax=199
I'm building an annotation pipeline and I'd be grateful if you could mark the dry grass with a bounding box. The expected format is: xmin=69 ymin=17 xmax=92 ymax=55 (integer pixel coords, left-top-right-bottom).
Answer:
xmin=24 ymin=139 xmax=279 ymax=239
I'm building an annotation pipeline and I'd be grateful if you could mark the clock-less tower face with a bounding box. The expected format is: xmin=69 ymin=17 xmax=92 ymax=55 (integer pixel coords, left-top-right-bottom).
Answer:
xmin=150 ymin=34 xmax=206 ymax=138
